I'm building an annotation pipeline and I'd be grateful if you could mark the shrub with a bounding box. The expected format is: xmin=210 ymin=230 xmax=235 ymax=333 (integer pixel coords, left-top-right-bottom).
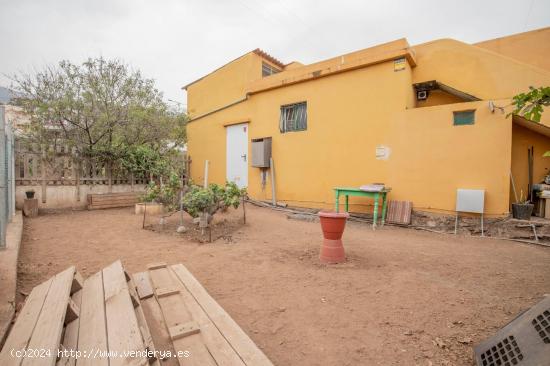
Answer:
xmin=141 ymin=172 xmax=181 ymax=211
xmin=181 ymin=182 xmax=246 ymax=219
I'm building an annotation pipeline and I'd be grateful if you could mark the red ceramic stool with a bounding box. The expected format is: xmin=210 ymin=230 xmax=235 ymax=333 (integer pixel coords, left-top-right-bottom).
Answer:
xmin=319 ymin=211 xmax=349 ymax=264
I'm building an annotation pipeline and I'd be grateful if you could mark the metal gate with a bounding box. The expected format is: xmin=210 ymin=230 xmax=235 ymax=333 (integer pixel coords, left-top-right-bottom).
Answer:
xmin=0 ymin=105 xmax=16 ymax=248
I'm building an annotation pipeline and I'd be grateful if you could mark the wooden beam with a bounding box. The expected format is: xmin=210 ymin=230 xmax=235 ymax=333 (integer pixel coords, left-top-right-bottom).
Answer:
xmin=148 ymin=266 xmax=216 ymax=366
xmin=102 ymin=261 xmax=148 ymax=366
xmin=57 ymin=289 xmax=82 ymax=366
xmin=168 ymin=322 xmax=200 ymax=340
xmin=76 ymin=271 xmax=108 ymax=366
xmin=132 ymin=272 xmax=154 ymax=300
xmin=21 ymin=266 xmax=76 ymax=366
xmin=0 ymin=278 xmax=54 ymax=365
xmin=172 ymin=264 xmax=273 ymax=366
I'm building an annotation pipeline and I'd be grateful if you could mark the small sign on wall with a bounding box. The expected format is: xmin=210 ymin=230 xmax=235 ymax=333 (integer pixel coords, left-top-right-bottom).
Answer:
xmin=376 ymin=145 xmax=391 ymax=160
xmin=394 ymin=58 xmax=406 ymax=72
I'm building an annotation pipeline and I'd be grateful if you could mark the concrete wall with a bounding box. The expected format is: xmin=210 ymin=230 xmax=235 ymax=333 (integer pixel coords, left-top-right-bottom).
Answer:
xmin=475 ymin=27 xmax=550 ymax=72
xmin=15 ymin=184 xmax=146 ymax=210
xmin=186 ymin=30 xmax=550 ymax=217
xmin=186 ymin=52 xmax=264 ymax=117
xmin=412 ymin=38 xmax=550 ymax=100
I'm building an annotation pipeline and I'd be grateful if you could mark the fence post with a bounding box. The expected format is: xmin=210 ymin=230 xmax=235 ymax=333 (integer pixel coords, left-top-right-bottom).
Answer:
xmin=41 ymin=149 xmax=47 ymax=204
xmin=75 ymin=158 xmax=80 ymax=202
xmin=108 ymin=161 xmax=113 ymax=193
xmin=0 ymin=106 xmax=6 ymax=248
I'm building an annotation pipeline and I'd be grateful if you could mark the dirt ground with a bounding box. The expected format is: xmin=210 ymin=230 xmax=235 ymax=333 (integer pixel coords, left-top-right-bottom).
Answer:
xmin=17 ymin=204 xmax=550 ymax=366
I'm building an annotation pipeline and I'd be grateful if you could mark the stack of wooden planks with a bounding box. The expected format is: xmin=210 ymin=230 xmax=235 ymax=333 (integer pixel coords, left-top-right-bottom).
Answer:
xmin=0 ymin=266 xmax=83 ymax=366
xmin=86 ymin=192 xmax=142 ymax=210
xmin=0 ymin=261 xmax=273 ymax=366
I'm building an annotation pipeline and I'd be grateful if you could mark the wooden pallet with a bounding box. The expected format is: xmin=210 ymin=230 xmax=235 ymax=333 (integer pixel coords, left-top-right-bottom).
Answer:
xmin=386 ymin=200 xmax=413 ymax=225
xmin=144 ymin=263 xmax=273 ymax=366
xmin=0 ymin=262 xmax=157 ymax=366
xmin=0 ymin=266 xmax=82 ymax=366
xmin=86 ymin=192 xmax=142 ymax=210
xmin=1 ymin=261 xmax=272 ymax=366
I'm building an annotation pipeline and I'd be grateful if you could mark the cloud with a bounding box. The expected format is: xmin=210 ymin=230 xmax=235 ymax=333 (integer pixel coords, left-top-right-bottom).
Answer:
xmin=1 ymin=0 xmax=549 ymax=103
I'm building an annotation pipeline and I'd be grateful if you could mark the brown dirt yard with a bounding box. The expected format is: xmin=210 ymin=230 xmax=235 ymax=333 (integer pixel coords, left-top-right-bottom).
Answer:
xmin=17 ymin=205 xmax=550 ymax=366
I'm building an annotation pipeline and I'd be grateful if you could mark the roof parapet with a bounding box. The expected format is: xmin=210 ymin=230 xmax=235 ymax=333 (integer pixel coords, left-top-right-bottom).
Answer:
xmin=247 ymin=38 xmax=416 ymax=95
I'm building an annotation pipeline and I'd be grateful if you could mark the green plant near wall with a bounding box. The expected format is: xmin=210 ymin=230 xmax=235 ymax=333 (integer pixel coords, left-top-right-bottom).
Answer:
xmin=510 ymin=86 xmax=550 ymax=158
xmin=141 ymin=172 xmax=181 ymax=211
xmin=510 ymin=86 xmax=550 ymax=123
xmin=181 ymin=182 xmax=246 ymax=219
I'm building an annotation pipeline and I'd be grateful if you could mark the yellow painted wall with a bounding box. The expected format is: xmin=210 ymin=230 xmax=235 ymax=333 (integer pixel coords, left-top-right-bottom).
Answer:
xmin=412 ymin=39 xmax=550 ymax=100
xmin=187 ymin=57 xmax=513 ymax=215
xmin=415 ymin=90 xmax=464 ymax=108
xmin=510 ymin=124 xmax=550 ymax=203
xmin=185 ymin=52 xmax=263 ymax=117
xmin=387 ymin=101 xmax=512 ymax=215
xmin=186 ymin=32 xmax=550 ymax=217
xmin=475 ymin=27 xmax=550 ymax=72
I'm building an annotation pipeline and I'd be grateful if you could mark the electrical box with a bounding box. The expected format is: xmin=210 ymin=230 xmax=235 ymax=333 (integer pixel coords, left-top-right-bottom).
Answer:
xmin=251 ymin=137 xmax=272 ymax=168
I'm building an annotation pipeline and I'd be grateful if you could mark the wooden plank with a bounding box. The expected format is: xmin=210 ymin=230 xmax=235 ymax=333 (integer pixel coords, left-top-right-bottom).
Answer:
xmin=0 ymin=278 xmax=54 ymax=366
xmin=155 ymin=288 xmax=180 ymax=299
xmin=171 ymin=264 xmax=273 ymax=366
xmin=148 ymin=267 xmax=216 ymax=366
xmin=76 ymin=271 xmax=108 ymax=366
xmin=102 ymin=261 xmax=148 ymax=366
xmin=164 ymin=267 xmax=246 ymax=366
xmin=147 ymin=263 xmax=166 ymax=270
xmin=169 ymin=322 xmax=200 ymax=340
xmin=127 ymin=278 xmax=159 ymax=366
xmin=139 ymin=296 xmax=178 ymax=366
xmin=132 ymin=272 xmax=153 ymax=300
xmin=22 ymin=266 xmax=76 ymax=366
xmin=56 ymin=289 xmax=82 ymax=366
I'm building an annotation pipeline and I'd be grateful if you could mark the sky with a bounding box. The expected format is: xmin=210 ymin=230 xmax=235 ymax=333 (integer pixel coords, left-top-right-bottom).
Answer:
xmin=1 ymin=0 xmax=549 ymax=106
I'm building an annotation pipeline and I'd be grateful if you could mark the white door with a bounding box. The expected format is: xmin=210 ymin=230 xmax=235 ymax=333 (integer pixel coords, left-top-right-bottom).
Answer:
xmin=226 ymin=123 xmax=248 ymax=188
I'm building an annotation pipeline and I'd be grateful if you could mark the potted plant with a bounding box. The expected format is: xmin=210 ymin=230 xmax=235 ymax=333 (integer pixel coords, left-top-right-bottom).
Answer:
xmin=25 ymin=190 xmax=35 ymax=199
xmin=511 ymin=190 xmax=534 ymax=220
xmin=318 ymin=211 xmax=349 ymax=263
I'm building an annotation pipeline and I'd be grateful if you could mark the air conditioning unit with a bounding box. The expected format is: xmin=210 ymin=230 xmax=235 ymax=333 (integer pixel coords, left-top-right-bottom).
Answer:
xmin=251 ymin=137 xmax=272 ymax=168
xmin=416 ymin=90 xmax=428 ymax=100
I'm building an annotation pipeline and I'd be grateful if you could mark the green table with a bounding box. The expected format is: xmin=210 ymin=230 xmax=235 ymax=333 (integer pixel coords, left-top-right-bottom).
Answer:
xmin=334 ymin=187 xmax=391 ymax=228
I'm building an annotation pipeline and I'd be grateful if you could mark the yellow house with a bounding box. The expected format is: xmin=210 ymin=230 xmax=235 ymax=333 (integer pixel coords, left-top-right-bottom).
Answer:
xmin=185 ymin=28 xmax=550 ymax=217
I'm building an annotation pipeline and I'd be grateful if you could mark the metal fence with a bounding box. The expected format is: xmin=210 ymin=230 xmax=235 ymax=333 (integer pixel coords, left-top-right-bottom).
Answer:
xmin=0 ymin=106 xmax=16 ymax=248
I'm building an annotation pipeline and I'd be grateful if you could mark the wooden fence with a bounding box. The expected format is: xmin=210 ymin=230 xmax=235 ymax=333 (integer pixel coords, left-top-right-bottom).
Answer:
xmin=15 ymin=141 xmax=148 ymax=207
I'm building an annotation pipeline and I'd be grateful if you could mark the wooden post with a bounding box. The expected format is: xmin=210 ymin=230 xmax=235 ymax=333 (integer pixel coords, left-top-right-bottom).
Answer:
xmin=130 ymin=172 xmax=135 ymax=191
xmin=108 ymin=161 xmax=113 ymax=193
xmin=75 ymin=159 xmax=80 ymax=202
xmin=242 ymin=195 xmax=246 ymax=224
xmin=41 ymin=151 xmax=47 ymax=204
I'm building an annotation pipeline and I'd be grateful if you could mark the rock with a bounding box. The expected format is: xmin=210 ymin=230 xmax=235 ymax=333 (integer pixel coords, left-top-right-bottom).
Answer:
xmin=458 ymin=337 xmax=472 ymax=344
xmin=159 ymin=217 xmax=166 ymax=225
xmin=403 ymin=330 xmax=413 ymax=336
xmin=426 ymin=220 xmax=437 ymax=228
xmin=176 ymin=225 xmax=187 ymax=233
xmin=433 ymin=337 xmax=446 ymax=348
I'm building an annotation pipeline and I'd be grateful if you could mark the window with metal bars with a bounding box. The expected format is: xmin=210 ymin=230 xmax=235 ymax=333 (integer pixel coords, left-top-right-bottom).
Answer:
xmin=279 ymin=102 xmax=307 ymax=133
xmin=262 ymin=62 xmax=281 ymax=77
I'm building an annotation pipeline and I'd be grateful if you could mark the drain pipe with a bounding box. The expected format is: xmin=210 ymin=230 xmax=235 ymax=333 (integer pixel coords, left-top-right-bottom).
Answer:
xmin=203 ymin=160 xmax=209 ymax=188
xmin=270 ymin=157 xmax=277 ymax=206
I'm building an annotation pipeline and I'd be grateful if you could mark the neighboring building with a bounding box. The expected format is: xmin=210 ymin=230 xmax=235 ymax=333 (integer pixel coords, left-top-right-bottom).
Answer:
xmin=185 ymin=28 xmax=550 ymax=217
